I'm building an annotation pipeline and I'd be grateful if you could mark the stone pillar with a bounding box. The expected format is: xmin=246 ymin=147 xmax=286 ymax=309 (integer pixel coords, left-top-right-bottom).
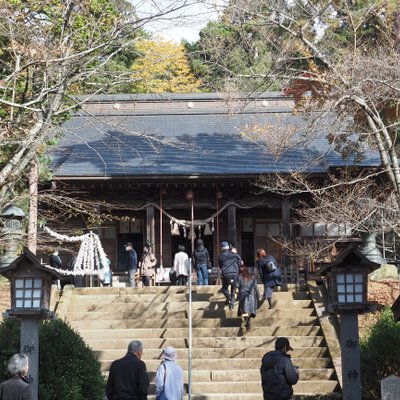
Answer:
xmin=340 ymin=312 xmax=362 ymax=400
xmin=228 ymin=205 xmax=237 ymax=246
xmin=21 ymin=318 xmax=40 ymax=400
xmin=146 ymin=205 xmax=155 ymax=253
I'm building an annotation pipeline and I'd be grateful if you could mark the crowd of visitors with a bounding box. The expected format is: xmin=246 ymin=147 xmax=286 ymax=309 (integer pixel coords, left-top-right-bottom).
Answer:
xmin=105 ymin=337 xmax=298 ymax=400
xmin=53 ymin=239 xmax=284 ymax=329
xmin=35 ymin=240 xmax=293 ymax=400
xmin=102 ymin=241 xmax=291 ymax=399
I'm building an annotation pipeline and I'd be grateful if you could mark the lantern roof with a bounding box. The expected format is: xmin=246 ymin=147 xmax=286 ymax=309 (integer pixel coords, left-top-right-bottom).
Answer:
xmin=0 ymin=248 xmax=63 ymax=280
xmin=316 ymin=245 xmax=381 ymax=277
xmin=0 ymin=204 xmax=25 ymax=219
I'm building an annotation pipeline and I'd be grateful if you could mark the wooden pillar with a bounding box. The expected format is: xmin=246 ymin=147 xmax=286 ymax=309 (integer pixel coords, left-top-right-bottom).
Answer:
xmin=228 ymin=205 xmax=237 ymax=246
xmin=282 ymin=198 xmax=291 ymax=279
xmin=27 ymin=157 xmax=38 ymax=254
xmin=146 ymin=205 xmax=155 ymax=253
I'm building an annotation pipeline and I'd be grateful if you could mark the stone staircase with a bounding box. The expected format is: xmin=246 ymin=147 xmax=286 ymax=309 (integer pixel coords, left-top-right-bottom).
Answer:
xmin=56 ymin=284 xmax=341 ymax=399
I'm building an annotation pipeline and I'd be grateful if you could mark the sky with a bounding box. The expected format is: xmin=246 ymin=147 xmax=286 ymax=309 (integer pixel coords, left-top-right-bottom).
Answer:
xmin=130 ymin=0 xmax=225 ymax=43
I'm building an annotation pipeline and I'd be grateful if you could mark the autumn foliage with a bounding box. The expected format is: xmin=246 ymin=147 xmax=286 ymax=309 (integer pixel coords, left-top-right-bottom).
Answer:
xmin=131 ymin=38 xmax=201 ymax=93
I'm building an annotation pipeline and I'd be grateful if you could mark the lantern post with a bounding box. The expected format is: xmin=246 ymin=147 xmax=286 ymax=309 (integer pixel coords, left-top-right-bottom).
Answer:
xmin=317 ymin=246 xmax=381 ymax=400
xmin=0 ymin=246 xmax=61 ymax=400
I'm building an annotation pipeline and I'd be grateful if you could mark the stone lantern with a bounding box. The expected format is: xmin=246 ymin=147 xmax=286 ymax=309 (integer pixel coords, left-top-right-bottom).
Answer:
xmin=0 ymin=248 xmax=62 ymax=400
xmin=320 ymin=246 xmax=380 ymax=314
xmin=1 ymin=248 xmax=61 ymax=318
xmin=0 ymin=204 xmax=25 ymax=268
xmin=317 ymin=246 xmax=380 ymax=400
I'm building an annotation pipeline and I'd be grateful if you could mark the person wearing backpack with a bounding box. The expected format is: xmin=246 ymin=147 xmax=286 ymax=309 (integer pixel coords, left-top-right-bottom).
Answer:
xmin=257 ymin=248 xmax=282 ymax=309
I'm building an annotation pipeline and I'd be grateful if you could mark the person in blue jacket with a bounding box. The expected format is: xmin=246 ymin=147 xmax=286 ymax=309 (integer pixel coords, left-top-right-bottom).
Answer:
xmin=260 ymin=337 xmax=299 ymax=400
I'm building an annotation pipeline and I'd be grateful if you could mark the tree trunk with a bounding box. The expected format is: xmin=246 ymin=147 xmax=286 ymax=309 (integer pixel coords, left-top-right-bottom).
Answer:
xmin=27 ymin=156 xmax=38 ymax=254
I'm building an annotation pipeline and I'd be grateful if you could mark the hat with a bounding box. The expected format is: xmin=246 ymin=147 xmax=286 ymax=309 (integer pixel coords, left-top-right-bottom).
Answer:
xmin=162 ymin=346 xmax=177 ymax=361
xmin=275 ymin=337 xmax=293 ymax=351
xmin=221 ymin=241 xmax=229 ymax=249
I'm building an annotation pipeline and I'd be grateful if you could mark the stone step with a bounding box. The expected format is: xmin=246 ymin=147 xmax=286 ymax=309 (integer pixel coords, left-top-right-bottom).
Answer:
xmin=70 ymin=283 xmax=307 ymax=296
xmin=79 ymin=326 xmax=321 ymax=340
xmin=100 ymin=357 xmax=332 ymax=371
xmin=69 ymin=316 xmax=319 ymax=330
xmin=183 ymin=368 xmax=336 ymax=382
xmin=67 ymin=291 xmax=311 ymax=303
xmin=84 ymin=335 xmax=324 ymax=350
xmin=64 ymin=307 xmax=316 ymax=321
xmin=59 ymin=283 xmax=341 ymax=399
xmin=167 ymin=394 xmax=342 ymax=400
xmin=101 ymin=367 xmax=335 ymax=382
xmin=192 ymin=380 xmax=339 ymax=394
xmin=66 ymin=299 xmax=313 ymax=312
xmin=139 ymin=380 xmax=339 ymax=395
xmin=95 ymin=346 xmax=330 ymax=361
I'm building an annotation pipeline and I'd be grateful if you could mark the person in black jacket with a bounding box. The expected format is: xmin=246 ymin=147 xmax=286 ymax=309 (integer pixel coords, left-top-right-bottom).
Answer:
xmin=260 ymin=337 xmax=299 ymax=400
xmin=106 ymin=340 xmax=149 ymax=400
xmin=125 ymin=243 xmax=138 ymax=288
xmin=0 ymin=353 xmax=31 ymax=400
xmin=192 ymin=239 xmax=211 ymax=285
xmin=218 ymin=241 xmax=243 ymax=309
xmin=49 ymin=249 xmax=63 ymax=269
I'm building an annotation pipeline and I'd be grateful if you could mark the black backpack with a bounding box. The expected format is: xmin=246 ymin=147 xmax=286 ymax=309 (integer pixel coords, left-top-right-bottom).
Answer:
xmin=265 ymin=257 xmax=277 ymax=273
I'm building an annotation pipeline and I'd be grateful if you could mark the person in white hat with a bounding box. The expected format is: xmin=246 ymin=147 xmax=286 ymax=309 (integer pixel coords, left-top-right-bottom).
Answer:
xmin=155 ymin=347 xmax=184 ymax=400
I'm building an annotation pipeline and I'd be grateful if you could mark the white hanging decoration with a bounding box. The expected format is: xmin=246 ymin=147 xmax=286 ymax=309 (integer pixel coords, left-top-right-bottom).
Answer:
xmin=188 ymin=227 xmax=196 ymax=240
xmin=171 ymin=221 xmax=180 ymax=236
xmin=183 ymin=227 xmax=187 ymax=238
xmin=44 ymin=227 xmax=108 ymax=276
xmin=204 ymin=223 xmax=212 ymax=236
xmin=198 ymin=225 xmax=202 ymax=238
xmin=211 ymin=218 xmax=215 ymax=232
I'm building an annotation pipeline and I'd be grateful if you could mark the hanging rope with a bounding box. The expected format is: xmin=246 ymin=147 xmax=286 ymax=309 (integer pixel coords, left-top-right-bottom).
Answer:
xmin=43 ymin=198 xmax=267 ymax=275
xmin=109 ymin=199 xmax=267 ymax=227
xmin=43 ymin=227 xmax=108 ymax=276
xmin=153 ymin=200 xmax=266 ymax=228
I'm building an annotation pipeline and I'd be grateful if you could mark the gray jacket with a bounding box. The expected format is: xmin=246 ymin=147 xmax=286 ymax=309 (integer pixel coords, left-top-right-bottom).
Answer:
xmin=238 ymin=276 xmax=260 ymax=317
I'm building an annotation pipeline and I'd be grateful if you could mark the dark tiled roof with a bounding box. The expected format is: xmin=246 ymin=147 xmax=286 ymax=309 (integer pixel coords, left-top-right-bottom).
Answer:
xmin=51 ymin=94 xmax=381 ymax=179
